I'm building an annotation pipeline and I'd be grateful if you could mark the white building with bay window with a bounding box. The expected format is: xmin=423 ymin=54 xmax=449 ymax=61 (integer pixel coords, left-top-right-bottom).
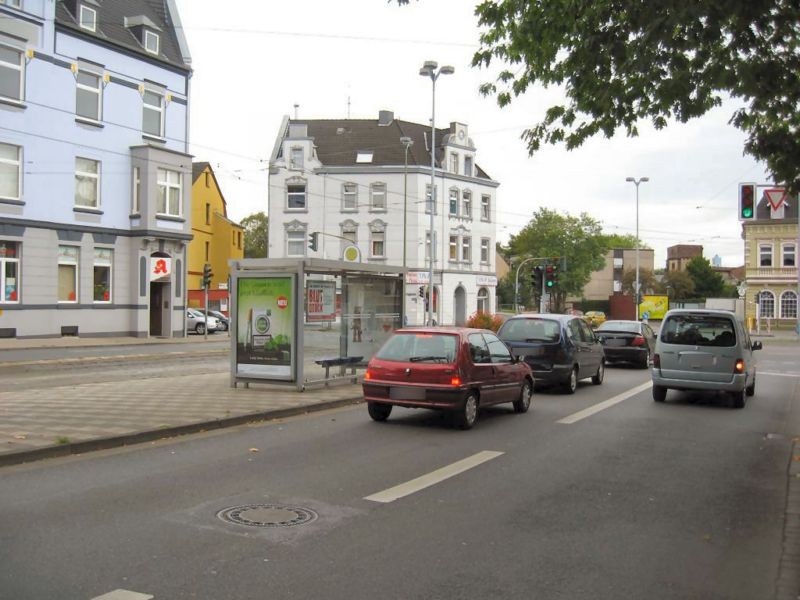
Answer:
xmin=268 ymin=110 xmax=500 ymax=325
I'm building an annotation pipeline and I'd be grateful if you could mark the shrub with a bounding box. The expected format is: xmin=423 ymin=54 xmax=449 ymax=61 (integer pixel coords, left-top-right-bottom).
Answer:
xmin=466 ymin=311 xmax=503 ymax=332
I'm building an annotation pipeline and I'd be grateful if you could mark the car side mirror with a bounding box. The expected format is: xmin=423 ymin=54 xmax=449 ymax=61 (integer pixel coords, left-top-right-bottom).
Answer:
xmin=751 ymin=341 xmax=763 ymax=351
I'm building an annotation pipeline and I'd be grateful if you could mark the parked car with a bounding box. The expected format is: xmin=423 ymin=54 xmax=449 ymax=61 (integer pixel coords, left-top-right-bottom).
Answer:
xmin=583 ymin=311 xmax=607 ymax=328
xmin=651 ymin=309 xmax=762 ymax=408
xmin=186 ymin=308 xmax=219 ymax=335
xmin=497 ymin=313 xmax=605 ymax=394
xmin=197 ymin=309 xmax=230 ymax=331
xmin=362 ymin=327 xmax=534 ymax=430
xmin=595 ymin=320 xmax=656 ymax=368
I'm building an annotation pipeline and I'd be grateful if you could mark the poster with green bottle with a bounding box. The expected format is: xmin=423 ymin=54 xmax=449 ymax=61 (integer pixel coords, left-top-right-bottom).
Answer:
xmin=236 ymin=276 xmax=295 ymax=379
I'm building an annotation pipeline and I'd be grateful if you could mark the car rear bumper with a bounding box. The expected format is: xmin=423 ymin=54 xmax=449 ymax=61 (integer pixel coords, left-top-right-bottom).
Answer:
xmin=527 ymin=363 xmax=573 ymax=385
xmin=362 ymin=382 xmax=467 ymax=410
xmin=604 ymin=347 xmax=647 ymax=362
xmin=651 ymin=371 xmax=746 ymax=392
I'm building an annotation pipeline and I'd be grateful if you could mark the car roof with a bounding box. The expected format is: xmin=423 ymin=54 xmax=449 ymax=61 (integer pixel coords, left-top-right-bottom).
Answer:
xmin=393 ymin=327 xmax=493 ymax=337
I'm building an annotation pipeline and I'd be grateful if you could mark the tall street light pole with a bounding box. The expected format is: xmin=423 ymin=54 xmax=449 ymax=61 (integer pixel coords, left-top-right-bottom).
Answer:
xmin=400 ymin=136 xmax=413 ymax=273
xmin=419 ymin=60 xmax=453 ymax=327
xmin=626 ymin=176 xmax=649 ymax=321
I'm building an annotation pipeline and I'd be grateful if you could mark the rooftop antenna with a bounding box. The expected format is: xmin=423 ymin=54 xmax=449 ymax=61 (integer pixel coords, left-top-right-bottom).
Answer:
xmin=293 ymin=103 xmax=299 ymax=119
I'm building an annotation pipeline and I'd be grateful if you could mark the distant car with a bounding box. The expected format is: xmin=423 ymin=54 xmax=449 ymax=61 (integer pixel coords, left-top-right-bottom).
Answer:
xmin=497 ymin=313 xmax=605 ymax=394
xmin=186 ymin=308 xmax=219 ymax=335
xmin=362 ymin=327 xmax=534 ymax=430
xmin=651 ymin=309 xmax=762 ymax=408
xmin=595 ymin=320 xmax=656 ymax=368
xmin=198 ymin=309 xmax=230 ymax=331
xmin=583 ymin=311 xmax=607 ymax=328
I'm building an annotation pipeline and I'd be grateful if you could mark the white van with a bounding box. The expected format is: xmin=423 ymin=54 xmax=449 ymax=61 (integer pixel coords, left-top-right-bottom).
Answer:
xmin=651 ymin=309 xmax=762 ymax=408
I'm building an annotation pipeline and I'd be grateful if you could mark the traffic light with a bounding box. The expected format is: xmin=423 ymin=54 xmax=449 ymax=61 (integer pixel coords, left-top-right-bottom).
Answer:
xmin=549 ymin=264 xmax=559 ymax=287
xmin=544 ymin=264 xmax=556 ymax=289
xmin=202 ymin=263 xmax=213 ymax=289
xmin=739 ymin=183 xmax=756 ymax=220
xmin=531 ymin=266 xmax=543 ymax=293
xmin=308 ymin=231 xmax=319 ymax=252
xmin=418 ymin=286 xmax=425 ymax=298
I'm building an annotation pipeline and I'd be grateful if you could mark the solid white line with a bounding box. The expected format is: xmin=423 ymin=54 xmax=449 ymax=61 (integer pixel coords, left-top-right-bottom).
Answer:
xmin=760 ymin=371 xmax=800 ymax=378
xmin=558 ymin=381 xmax=653 ymax=425
xmin=364 ymin=450 xmax=504 ymax=503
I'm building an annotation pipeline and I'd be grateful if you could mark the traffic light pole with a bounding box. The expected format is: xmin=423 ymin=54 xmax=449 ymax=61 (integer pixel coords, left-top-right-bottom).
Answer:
xmin=203 ymin=283 xmax=208 ymax=340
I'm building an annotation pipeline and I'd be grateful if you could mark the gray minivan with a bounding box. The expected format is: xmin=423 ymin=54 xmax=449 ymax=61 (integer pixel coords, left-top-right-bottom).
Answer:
xmin=651 ymin=309 xmax=762 ymax=408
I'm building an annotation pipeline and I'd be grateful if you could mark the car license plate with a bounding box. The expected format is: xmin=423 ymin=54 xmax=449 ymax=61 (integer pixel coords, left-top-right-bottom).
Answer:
xmin=605 ymin=338 xmax=626 ymax=347
xmin=389 ymin=386 xmax=426 ymax=400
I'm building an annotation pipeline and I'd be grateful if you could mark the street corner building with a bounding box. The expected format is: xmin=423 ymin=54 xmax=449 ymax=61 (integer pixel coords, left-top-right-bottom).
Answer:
xmin=266 ymin=109 xmax=501 ymax=326
xmin=0 ymin=0 xmax=193 ymax=339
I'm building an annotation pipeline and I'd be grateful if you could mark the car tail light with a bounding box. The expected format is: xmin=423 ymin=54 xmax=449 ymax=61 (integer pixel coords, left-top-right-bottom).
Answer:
xmin=364 ymin=369 xmax=372 ymax=381
xmin=653 ymin=353 xmax=660 ymax=368
xmin=450 ymin=376 xmax=462 ymax=386
xmin=631 ymin=335 xmax=646 ymax=346
xmin=735 ymin=359 xmax=745 ymax=373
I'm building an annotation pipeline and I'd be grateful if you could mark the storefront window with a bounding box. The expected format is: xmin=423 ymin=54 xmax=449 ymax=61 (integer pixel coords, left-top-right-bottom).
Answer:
xmin=0 ymin=241 xmax=19 ymax=302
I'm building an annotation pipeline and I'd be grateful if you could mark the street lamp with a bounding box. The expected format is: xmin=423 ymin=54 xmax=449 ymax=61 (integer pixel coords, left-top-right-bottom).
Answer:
xmin=419 ymin=60 xmax=454 ymax=326
xmin=400 ymin=136 xmax=413 ymax=272
xmin=625 ymin=176 xmax=649 ymax=320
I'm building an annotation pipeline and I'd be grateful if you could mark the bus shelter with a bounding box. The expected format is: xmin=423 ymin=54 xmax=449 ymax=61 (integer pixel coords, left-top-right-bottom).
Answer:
xmin=229 ymin=258 xmax=404 ymax=391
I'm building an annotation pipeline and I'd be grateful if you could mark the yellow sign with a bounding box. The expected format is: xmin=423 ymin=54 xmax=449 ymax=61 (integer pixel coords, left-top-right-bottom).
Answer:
xmin=639 ymin=295 xmax=669 ymax=320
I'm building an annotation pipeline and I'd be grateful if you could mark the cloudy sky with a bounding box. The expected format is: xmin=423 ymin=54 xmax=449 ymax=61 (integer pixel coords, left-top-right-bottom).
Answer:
xmin=173 ymin=0 xmax=769 ymax=268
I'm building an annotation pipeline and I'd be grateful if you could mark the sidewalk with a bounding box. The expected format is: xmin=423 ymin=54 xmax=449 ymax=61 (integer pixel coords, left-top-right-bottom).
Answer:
xmin=0 ymin=335 xmax=364 ymax=467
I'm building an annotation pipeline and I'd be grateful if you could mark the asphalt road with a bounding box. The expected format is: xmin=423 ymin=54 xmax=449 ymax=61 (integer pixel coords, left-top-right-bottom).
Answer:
xmin=1 ymin=347 xmax=799 ymax=600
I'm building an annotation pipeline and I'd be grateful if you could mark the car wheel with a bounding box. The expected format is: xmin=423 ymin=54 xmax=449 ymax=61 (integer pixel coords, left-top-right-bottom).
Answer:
xmin=640 ymin=352 xmax=651 ymax=369
xmin=454 ymin=393 xmax=479 ymax=430
xmin=731 ymin=389 xmax=746 ymax=409
xmin=367 ymin=402 xmax=392 ymax=422
xmin=563 ymin=367 xmax=578 ymax=394
xmin=653 ymin=385 xmax=667 ymax=402
xmin=746 ymin=376 xmax=756 ymax=397
xmin=591 ymin=361 xmax=604 ymax=385
xmin=220 ymin=322 xmax=228 ymax=332
xmin=195 ymin=323 xmax=205 ymax=335
xmin=513 ymin=380 xmax=533 ymax=413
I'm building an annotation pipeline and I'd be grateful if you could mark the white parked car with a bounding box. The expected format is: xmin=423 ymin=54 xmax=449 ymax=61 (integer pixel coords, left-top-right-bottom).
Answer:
xmin=186 ymin=308 xmax=219 ymax=335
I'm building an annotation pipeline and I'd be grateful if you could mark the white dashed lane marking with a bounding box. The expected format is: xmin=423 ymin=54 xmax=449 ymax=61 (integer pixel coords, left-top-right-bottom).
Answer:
xmin=91 ymin=590 xmax=153 ymax=600
xmin=558 ymin=381 xmax=653 ymax=425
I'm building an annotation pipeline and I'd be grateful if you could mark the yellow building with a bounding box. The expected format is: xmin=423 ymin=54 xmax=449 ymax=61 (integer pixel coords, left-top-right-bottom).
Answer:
xmin=187 ymin=163 xmax=244 ymax=313
xmin=742 ymin=190 xmax=798 ymax=329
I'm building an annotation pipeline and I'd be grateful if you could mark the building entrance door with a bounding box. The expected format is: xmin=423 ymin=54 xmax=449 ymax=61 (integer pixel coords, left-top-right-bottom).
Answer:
xmin=454 ymin=286 xmax=466 ymax=326
xmin=150 ymin=282 xmax=165 ymax=336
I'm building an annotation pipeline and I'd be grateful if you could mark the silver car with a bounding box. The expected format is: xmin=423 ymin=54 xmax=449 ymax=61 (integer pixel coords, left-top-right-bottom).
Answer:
xmin=651 ymin=309 xmax=762 ymax=408
xmin=186 ymin=308 xmax=219 ymax=335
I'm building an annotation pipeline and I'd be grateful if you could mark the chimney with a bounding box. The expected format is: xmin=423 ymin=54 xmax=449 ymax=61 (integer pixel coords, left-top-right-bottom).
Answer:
xmin=378 ymin=110 xmax=394 ymax=126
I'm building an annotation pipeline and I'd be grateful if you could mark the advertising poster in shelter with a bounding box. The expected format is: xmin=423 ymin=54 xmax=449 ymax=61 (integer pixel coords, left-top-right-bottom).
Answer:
xmin=306 ymin=280 xmax=336 ymax=321
xmin=236 ymin=276 xmax=295 ymax=379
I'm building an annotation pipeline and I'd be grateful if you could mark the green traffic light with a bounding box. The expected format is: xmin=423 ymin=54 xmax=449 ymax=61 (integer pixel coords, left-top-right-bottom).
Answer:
xmin=546 ymin=281 xmax=554 ymax=288
xmin=742 ymin=207 xmax=753 ymax=218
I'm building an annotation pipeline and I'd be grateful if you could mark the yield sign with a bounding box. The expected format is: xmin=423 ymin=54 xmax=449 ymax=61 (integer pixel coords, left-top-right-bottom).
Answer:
xmin=764 ymin=188 xmax=788 ymax=211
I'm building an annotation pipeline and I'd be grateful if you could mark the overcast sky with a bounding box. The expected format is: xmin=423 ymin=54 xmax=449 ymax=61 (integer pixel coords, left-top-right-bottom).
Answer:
xmin=173 ymin=0 xmax=769 ymax=268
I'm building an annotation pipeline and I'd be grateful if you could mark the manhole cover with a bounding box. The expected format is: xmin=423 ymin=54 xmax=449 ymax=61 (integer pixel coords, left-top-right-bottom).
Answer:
xmin=217 ymin=504 xmax=318 ymax=528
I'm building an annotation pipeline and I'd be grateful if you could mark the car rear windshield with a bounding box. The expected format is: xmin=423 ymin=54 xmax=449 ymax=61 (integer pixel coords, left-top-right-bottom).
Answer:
xmin=659 ymin=315 xmax=737 ymax=347
xmin=597 ymin=321 xmax=639 ymax=333
xmin=499 ymin=318 xmax=561 ymax=343
xmin=375 ymin=333 xmax=458 ymax=363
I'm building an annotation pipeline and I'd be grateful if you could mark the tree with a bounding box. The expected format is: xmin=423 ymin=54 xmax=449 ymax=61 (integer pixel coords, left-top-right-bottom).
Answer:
xmin=661 ymin=270 xmax=696 ymax=300
xmin=620 ymin=268 xmax=659 ymax=296
xmin=685 ymin=256 xmax=726 ymax=298
xmin=508 ymin=208 xmax=608 ymax=312
xmin=395 ymin=0 xmax=800 ymax=191
xmin=240 ymin=212 xmax=268 ymax=258
xmin=601 ymin=234 xmax=649 ymax=250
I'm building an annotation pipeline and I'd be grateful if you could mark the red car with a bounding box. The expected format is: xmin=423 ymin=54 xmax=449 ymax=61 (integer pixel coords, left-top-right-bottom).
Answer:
xmin=362 ymin=327 xmax=534 ymax=430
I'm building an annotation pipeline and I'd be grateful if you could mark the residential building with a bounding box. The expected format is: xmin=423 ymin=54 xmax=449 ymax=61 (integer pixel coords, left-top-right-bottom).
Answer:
xmin=742 ymin=190 xmax=798 ymax=327
xmin=0 ymin=0 xmax=192 ymax=339
xmin=581 ymin=248 xmax=656 ymax=301
xmin=666 ymin=244 xmax=703 ymax=271
xmin=267 ymin=110 xmax=500 ymax=325
xmin=187 ymin=162 xmax=243 ymax=314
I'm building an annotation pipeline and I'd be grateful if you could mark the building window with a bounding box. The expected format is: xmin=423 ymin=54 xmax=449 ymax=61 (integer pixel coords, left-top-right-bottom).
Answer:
xmin=356 ymin=151 xmax=373 ymax=163
xmin=481 ymin=238 xmax=490 ymax=263
xmin=449 ymin=235 xmax=458 ymax=261
xmin=142 ymin=90 xmax=165 ymax=138
xmin=0 ymin=142 xmax=21 ymax=200
xmin=237 ymin=231 xmax=242 ymax=249
xmin=0 ymin=241 xmax=19 ymax=303
xmin=79 ymin=5 xmax=97 ymax=31
xmin=759 ymin=290 xmax=775 ymax=318
xmin=93 ymin=248 xmax=112 ymax=303
xmin=75 ymin=157 xmax=100 ymax=208
xmin=343 ymin=183 xmax=357 ymax=211
xmin=370 ymin=183 xmax=386 ymax=211
xmin=370 ymin=231 xmax=385 ymax=258
xmin=340 ymin=220 xmax=357 ymax=255
xmin=0 ymin=44 xmax=24 ymax=103
xmin=0 ymin=1 xmax=22 ymax=8
xmin=157 ymin=168 xmax=182 ymax=216
xmin=131 ymin=167 xmax=140 ymax=213
xmin=781 ymin=291 xmax=798 ymax=319
xmin=76 ymin=70 xmax=102 ymax=121
xmin=287 ymin=182 xmax=306 ymax=210
xmin=477 ymin=287 xmax=490 ymax=313
xmin=290 ymin=147 xmax=303 ymax=170
xmin=58 ymin=245 xmax=79 ymax=303
xmin=461 ymin=236 xmax=472 ymax=262
xmin=481 ymin=195 xmax=491 ymax=221
xmin=205 ymin=203 xmax=210 ymax=225
xmin=449 ymin=189 xmax=459 ymax=216
xmin=204 ymin=241 xmax=209 ymax=262
xmin=464 ymin=156 xmax=473 ymax=177
xmin=426 ymin=184 xmax=437 ymax=214
xmin=759 ymin=244 xmax=772 ymax=267
xmin=462 ymin=190 xmax=472 ymax=218
xmin=287 ymin=230 xmax=306 ymax=257
xmin=144 ymin=30 xmax=160 ymax=55
xmin=783 ymin=243 xmax=796 ymax=267
xmin=450 ymin=153 xmax=458 ymax=174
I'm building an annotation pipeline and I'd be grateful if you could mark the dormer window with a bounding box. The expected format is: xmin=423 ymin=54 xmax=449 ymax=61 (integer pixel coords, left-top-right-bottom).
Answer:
xmin=79 ymin=5 xmax=97 ymax=32
xmin=356 ymin=151 xmax=373 ymax=163
xmin=144 ymin=30 xmax=160 ymax=55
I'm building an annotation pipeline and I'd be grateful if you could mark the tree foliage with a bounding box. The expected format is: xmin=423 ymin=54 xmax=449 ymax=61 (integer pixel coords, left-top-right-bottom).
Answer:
xmin=661 ymin=269 xmax=696 ymax=300
xmin=240 ymin=212 xmax=268 ymax=258
xmin=685 ymin=256 xmax=726 ymax=298
xmin=395 ymin=0 xmax=800 ymax=191
xmin=620 ymin=268 xmax=659 ymax=296
xmin=600 ymin=233 xmax=649 ymax=250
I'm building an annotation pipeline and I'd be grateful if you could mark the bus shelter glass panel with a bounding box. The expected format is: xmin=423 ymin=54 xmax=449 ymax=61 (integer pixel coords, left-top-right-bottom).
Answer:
xmin=342 ymin=275 xmax=402 ymax=360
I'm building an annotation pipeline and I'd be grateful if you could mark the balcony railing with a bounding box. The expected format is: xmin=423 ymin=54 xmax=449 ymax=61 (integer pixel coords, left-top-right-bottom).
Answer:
xmin=746 ymin=266 xmax=797 ymax=279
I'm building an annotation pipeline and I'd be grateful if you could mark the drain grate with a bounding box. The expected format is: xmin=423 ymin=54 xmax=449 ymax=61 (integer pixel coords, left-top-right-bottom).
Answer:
xmin=217 ymin=504 xmax=318 ymax=528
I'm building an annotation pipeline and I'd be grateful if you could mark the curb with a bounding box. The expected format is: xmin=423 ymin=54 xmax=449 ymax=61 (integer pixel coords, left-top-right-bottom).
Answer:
xmin=0 ymin=396 xmax=363 ymax=468
xmin=0 ymin=348 xmax=229 ymax=370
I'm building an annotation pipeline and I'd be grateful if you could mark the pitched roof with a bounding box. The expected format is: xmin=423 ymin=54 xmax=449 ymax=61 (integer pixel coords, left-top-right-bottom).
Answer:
xmin=55 ymin=0 xmax=190 ymax=71
xmin=287 ymin=116 xmax=493 ymax=180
